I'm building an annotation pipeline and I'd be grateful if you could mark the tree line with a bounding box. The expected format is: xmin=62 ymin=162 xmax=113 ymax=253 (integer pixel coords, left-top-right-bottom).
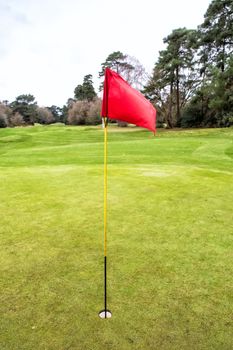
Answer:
xmin=144 ymin=0 xmax=233 ymax=128
xmin=0 ymin=0 xmax=232 ymax=129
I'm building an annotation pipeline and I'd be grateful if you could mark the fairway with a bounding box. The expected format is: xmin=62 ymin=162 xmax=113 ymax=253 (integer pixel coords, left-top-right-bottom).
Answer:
xmin=0 ymin=125 xmax=233 ymax=349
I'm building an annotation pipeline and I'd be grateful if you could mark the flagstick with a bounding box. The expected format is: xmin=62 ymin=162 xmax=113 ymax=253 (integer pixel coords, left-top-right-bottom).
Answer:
xmin=104 ymin=117 xmax=108 ymax=319
xmin=99 ymin=117 xmax=112 ymax=319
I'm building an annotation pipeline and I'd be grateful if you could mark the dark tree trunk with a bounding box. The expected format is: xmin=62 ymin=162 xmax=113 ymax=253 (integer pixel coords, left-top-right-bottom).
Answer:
xmin=222 ymin=42 xmax=225 ymax=72
xmin=176 ymin=66 xmax=180 ymax=126
xmin=167 ymin=79 xmax=174 ymax=128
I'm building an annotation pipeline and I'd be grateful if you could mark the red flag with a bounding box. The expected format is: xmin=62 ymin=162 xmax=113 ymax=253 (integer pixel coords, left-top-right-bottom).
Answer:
xmin=101 ymin=68 xmax=156 ymax=132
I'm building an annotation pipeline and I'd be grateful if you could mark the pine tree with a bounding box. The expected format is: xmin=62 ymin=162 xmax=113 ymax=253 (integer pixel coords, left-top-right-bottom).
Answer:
xmin=74 ymin=75 xmax=97 ymax=102
xmin=144 ymin=28 xmax=199 ymax=127
xmin=199 ymin=0 xmax=233 ymax=73
xmin=98 ymin=51 xmax=134 ymax=91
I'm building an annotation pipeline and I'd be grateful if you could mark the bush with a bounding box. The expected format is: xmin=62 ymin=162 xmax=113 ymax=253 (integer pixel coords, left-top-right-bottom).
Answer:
xmin=117 ymin=120 xmax=128 ymax=127
xmin=0 ymin=114 xmax=8 ymax=128
xmin=67 ymin=101 xmax=89 ymax=125
xmin=86 ymin=98 xmax=102 ymax=125
xmin=36 ymin=107 xmax=55 ymax=125
xmin=0 ymin=103 xmax=11 ymax=127
xmin=181 ymin=103 xmax=204 ymax=128
xmin=9 ymin=112 xmax=25 ymax=126
xmin=218 ymin=114 xmax=233 ymax=127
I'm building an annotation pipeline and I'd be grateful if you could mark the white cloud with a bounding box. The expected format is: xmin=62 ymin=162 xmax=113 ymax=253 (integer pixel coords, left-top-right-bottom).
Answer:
xmin=0 ymin=0 xmax=212 ymax=106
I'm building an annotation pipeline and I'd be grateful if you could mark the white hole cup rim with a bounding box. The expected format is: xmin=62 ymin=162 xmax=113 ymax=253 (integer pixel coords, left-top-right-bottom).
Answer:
xmin=98 ymin=310 xmax=112 ymax=319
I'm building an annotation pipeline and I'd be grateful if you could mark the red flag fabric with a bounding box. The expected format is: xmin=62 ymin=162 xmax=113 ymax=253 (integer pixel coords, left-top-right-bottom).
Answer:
xmin=101 ymin=68 xmax=156 ymax=132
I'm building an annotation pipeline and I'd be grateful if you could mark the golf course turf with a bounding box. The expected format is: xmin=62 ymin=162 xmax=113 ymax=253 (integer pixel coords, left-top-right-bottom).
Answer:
xmin=0 ymin=125 xmax=233 ymax=349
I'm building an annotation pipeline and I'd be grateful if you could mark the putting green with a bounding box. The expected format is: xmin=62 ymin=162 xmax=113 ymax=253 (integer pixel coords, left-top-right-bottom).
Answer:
xmin=0 ymin=125 xmax=233 ymax=349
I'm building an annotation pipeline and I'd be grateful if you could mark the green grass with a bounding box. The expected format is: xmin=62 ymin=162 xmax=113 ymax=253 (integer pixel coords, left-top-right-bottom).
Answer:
xmin=0 ymin=125 xmax=233 ymax=350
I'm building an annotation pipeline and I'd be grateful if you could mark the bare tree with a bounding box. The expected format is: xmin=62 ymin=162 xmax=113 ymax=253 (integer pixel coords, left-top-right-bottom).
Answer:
xmin=10 ymin=112 xmax=25 ymax=126
xmin=123 ymin=55 xmax=149 ymax=90
xmin=86 ymin=98 xmax=102 ymax=125
xmin=36 ymin=107 xmax=55 ymax=124
xmin=0 ymin=103 xmax=11 ymax=127
xmin=67 ymin=101 xmax=89 ymax=125
xmin=99 ymin=51 xmax=149 ymax=91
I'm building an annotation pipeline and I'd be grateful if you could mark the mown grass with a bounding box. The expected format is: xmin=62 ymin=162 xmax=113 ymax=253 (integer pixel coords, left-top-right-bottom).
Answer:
xmin=0 ymin=125 xmax=233 ymax=350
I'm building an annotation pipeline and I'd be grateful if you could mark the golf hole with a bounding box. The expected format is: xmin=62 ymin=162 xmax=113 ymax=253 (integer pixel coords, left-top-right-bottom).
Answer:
xmin=98 ymin=310 xmax=112 ymax=319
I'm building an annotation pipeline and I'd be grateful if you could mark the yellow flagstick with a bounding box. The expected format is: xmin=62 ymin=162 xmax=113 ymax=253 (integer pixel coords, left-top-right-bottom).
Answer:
xmin=99 ymin=117 xmax=112 ymax=319
xmin=104 ymin=117 xmax=108 ymax=258
xmin=104 ymin=118 xmax=108 ymax=318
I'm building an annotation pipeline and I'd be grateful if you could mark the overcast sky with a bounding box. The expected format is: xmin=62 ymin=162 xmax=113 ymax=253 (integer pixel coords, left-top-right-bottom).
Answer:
xmin=0 ymin=0 xmax=212 ymax=107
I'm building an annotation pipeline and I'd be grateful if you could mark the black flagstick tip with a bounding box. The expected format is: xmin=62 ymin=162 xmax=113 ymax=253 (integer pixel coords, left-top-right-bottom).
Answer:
xmin=98 ymin=310 xmax=112 ymax=319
